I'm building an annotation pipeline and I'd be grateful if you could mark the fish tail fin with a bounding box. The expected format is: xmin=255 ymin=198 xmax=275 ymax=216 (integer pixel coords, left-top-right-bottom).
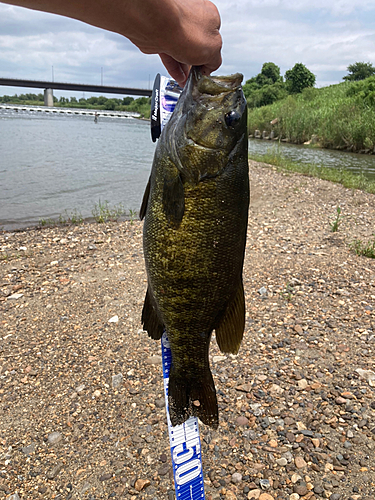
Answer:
xmin=168 ymin=367 xmax=218 ymax=429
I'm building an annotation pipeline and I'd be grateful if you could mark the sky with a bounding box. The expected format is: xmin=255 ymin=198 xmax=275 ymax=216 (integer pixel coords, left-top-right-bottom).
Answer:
xmin=0 ymin=0 xmax=375 ymax=99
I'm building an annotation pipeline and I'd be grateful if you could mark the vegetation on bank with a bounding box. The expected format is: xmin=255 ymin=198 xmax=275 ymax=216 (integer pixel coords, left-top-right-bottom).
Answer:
xmin=38 ymin=200 xmax=138 ymax=227
xmin=248 ymin=76 xmax=375 ymax=152
xmin=249 ymin=148 xmax=375 ymax=195
xmin=0 ymin=93 xmax=152 ymax=117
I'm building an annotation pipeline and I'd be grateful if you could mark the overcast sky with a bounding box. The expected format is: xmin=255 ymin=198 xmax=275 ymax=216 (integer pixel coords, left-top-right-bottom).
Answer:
xmin=0 ymin=0 xmax=374 ymax=98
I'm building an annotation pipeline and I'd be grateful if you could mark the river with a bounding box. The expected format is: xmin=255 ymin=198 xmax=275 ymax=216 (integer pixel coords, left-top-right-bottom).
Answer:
xmin=1 ymin=108 xmax=375 ymax=231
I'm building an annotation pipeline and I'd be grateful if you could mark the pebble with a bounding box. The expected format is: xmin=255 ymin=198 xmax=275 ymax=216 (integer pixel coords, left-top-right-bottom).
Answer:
xmin=46 ymin=463 xmax=63 ymax=480
xmin=145 ymin=355 xmax=162 ymax=365
xmin=134 ymin=478 xmax=151 ymax=491
xmin=294 ymin=456 xmax=307 ymax=469
xmin=235 ymin=416 xmax=249 ymax=426
xmin=289 ymin=494 xmax=300 ymax=500
xmin=6 ymin=495 xmax=20 ymax=500
xmin=108 ymin=315 xmax=119 ymax=323
xmin=276 ymin=457 xmax=288 ymax=466
xmin=231 ymin=472 xmax=242 ymax=484
xmin=21 ymin=443 xmax=35 ymax=455
xmin=247 ymin=489 xmax=261 ymax=499
xmin=47 ymin=431 xmax=62 ymax=445
xmin=112 ymin=373 xmax=123 ymax=389
xmin=259 ymin=479 xmax=271 ymax=490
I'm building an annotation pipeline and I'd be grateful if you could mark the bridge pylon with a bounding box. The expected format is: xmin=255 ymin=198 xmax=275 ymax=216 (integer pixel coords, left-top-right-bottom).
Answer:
xmin=44 ymin=88 xmax=54 ymax=106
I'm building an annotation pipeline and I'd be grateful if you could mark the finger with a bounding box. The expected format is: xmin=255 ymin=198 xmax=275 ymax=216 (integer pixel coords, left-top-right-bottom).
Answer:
xmin=159 ymin=53 xmax=190 ymax=86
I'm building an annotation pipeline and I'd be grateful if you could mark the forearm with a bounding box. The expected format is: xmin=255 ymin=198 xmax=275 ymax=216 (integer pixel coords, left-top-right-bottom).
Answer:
xmin=1 ymin=0 xmax=222 ymax=85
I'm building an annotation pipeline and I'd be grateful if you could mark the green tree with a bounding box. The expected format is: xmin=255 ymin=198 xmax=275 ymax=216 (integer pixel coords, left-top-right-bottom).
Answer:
xmin=260 ymin=62 xmax=281 ymax=84
xmin=285 ymin=63 xmax=315 ymax=94
xmin=122 ymin=96 xmax=134 ymax=105
xmin=343 ymin=62 xmax=375 ymax=81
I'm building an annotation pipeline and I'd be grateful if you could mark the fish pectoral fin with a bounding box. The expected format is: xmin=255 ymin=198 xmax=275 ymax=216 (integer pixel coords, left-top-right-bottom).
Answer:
xmin=168 ymin=368 xmax=218 ymax=429
xmin=139 ymin=176 xmax=151 ymax=220
xmin=215 ymin=279 xmax=245 ymax=354
xmin=162 ymin=170 xmax=185 ymax=226
xmin=141 ymin=288 xmax=164 ymax=340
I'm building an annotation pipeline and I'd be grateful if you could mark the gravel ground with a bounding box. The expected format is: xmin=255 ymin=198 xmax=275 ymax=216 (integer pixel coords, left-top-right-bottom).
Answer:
xmin=1 ymin=161 xmax=374 ymax=500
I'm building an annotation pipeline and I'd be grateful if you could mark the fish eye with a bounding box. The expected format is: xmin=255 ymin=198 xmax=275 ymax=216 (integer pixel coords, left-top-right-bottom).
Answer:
xmin=225 ymin=110 xmax=241 ymax=128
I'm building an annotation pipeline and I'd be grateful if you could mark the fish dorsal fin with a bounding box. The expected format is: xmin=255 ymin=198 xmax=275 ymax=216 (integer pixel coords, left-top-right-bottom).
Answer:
xmin=215 ymin=279 xmax=245 ymax=354
xmin=139 ymin=176 xmax=151 ymax=221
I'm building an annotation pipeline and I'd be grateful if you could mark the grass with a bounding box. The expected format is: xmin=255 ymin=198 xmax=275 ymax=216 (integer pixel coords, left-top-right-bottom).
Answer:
xmin=91 ymin=200 xmax=125 ymax=223
xmin=249 ymin=147 xmax=375 ymax=195
xmin=350 ymin=235 xmax=375 ymax=258
xmin=248 ymin=79 xmax=375 ymax=152
xmin=329 ymin=206 xmax=344 ymax=232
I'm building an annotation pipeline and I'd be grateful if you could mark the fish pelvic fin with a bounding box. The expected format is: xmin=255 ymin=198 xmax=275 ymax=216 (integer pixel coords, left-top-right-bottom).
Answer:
xmin=168 ymin=367 xmax=219 ymax=429
xmin=215 ymin=279 xmax=245 ymax=354
xmin=141 ymin=288 xmax=164 ymax=340
xmin=162 ymin=170 xmax=185 ymax=226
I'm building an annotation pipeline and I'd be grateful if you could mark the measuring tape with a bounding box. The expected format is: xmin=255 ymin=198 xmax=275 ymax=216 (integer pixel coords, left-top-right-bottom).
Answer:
xmin=150 ymin=74 xmax=182 ymax=142
xmin=161 ymin=333 xmax=205 ymax=500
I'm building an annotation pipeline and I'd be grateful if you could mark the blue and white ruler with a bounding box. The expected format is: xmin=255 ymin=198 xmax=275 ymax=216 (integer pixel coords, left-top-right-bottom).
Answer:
xmin=161 ymin=332 xmax=206 ymax=500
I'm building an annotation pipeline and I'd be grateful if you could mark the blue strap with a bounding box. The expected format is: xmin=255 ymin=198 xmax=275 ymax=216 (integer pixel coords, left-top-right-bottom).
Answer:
xmin=161 ymin=332 xmax=206 ymax=500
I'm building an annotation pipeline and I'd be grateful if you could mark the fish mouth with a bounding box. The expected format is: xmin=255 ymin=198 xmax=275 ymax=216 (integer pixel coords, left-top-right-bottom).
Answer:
xmin=190 ymin=66 xmax=243 ymax=95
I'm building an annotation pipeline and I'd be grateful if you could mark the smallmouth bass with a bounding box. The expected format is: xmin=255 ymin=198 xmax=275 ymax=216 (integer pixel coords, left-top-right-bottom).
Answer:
xmin=140 ymin=67 xmax=249 ymax=428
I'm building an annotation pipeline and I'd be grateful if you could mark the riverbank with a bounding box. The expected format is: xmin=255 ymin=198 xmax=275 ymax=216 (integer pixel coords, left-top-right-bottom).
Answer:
xmin=1 ymin=161 xmax=375 ymax=500
xmin=248 ymin=78 xmax=375 ymax=154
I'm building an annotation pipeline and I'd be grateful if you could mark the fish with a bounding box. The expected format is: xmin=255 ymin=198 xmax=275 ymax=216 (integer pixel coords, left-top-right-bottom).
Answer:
xmin=140 ymin=67 xmax=249 ymax=428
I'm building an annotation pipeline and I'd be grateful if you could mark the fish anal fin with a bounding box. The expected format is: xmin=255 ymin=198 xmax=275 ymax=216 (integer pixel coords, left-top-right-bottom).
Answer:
xmin=141 ymin=288 xmax=164 ymax=340
xmin=215 ymin=280 xmax=245 ymax=354
xmin=168 ymin=367 xmax=218 ymax=429
xmin=162 ymin=171 xmax=185 ymax=226
xmin=140 ymin=176 xmax=151 ymax=220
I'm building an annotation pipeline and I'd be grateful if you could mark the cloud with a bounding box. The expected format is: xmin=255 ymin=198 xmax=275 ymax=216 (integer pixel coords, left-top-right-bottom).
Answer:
xmin=0 ymin=1 xmax=374 ymax=96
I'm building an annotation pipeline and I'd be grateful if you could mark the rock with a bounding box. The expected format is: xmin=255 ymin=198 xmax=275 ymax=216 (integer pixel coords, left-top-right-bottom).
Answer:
xmin=47 ymin=432 xmax=62 ymax=445
xmin=294 ymin=456 xmax=307 ymax=469
xmin=21 ymin=443 xmax=35 ymax=455
xmin=112 ymin=373 xmax=123 ymax=389
xmin=259 ymin=494 xmax=275 ymax=500
xmin=293 ymin=482 xmax=308 ymax=496
xmin=213 ymin=355 xmax=226 ymax=362
xmin=8 ymin=293 xmax=23 ymax=300
xmin=99 ymin=473 xmax=112 ymax=481
xmin=247 ymin=490 xmax=261 ymax=499
xmin=258 ymin=286 xmax=267 ymax=296
xmin=235 ymin=416 xmax=249 ymax=426
xmin=46 ymin=463 xmax=63 ymax=479
xmin=145 ymin=355 xmax=162 ymax=365
xmin=259 ymin=479 xmax=270 ymax=490
xmin=330 ymin=494 xmax=341 ymax=500
xmin=134 ymin=478 xmax=151 ymax=491
xmin=276 ymin=457 xmax=288 ymax=466
xmin=231 ymin=472 xmax=242 ymax=484
xmin=6 ymin=495 xmax=20 ymax=500
xmin=289 ymin=494 xmax=300 ymax=500
xmin=297 ymin=379 xmax=308 ymax=389
xmin=108 ymin=315 xmax=119 ymax=323
xmin=225 ymin=491 xmax=237 ymax=500
xmin=93 ymin=389 xmax=101 ymax=397
xmin=254 ymin=130 xmax=261 ymax=138
xmin=155 ymin=398 xmax=165 ymax=408
xmin=355 ymin=368 xmax=375 ymax=386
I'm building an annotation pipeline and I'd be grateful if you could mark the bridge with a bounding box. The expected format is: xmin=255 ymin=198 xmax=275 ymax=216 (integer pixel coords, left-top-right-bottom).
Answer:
xmin=0 ymin=77 xmax=152 ymax=106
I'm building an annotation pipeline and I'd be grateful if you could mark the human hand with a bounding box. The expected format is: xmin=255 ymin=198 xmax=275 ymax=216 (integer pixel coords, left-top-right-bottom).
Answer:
xmin=129 ymin=0 xmax=222 ymax=86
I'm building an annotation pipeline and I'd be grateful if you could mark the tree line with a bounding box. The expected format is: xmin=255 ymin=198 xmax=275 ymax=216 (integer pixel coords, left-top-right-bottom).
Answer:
xmin=0 ymin=93 xmax=151 ymax=116
xmin=244 ymin=61 xmax=375 ymax=109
